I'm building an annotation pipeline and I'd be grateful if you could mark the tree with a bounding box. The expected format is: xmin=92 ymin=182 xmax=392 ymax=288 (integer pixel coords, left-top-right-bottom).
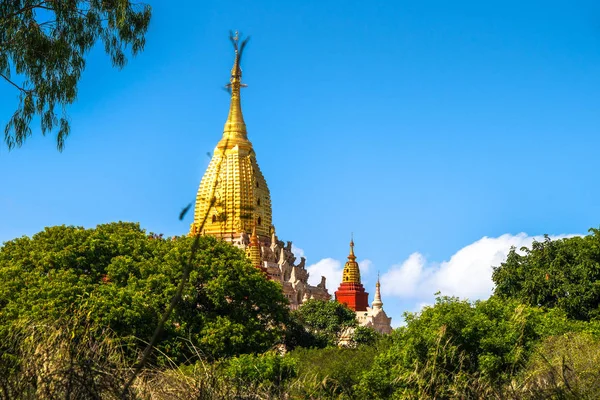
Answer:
xmin=0 ymin=222 xmax=290 ymax=362
xmin=289 ymin=299 xmax=357 ymax=348
xmin=492 ymin=229 xmax=600 ymax=321
xmin=356 ymin=296 xmax=580 ymax=399
xmin=1 ymin=1 xmax=151 ymax=151
xmin=352 ymin=325 xmax=381 ymax=346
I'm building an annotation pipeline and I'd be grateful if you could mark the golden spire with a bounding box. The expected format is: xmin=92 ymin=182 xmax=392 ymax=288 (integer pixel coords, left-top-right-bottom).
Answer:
xmin=372 ymin=271 xmax=383 ymax=309
xmin=190 ymin=32 xmax=273 ymax=240
xmin=248 ymin=224 xmax=262 ymax=269
xmin=218 ymin=31 xmax=251 ymax=150
xmin=342 ymin=237 xmax=361 ymax=283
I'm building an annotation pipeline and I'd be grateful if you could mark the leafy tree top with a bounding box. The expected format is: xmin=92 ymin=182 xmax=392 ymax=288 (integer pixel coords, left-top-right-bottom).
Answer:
xmin=1 ymin=1 xmax=151 ymax=150
xmin=492 ymin=229 xmax=600 ymax=321
xmin=289 ymin=299 xmax=357 ymax=348
xmin=0 ymin=222 xmax=290 ymax=361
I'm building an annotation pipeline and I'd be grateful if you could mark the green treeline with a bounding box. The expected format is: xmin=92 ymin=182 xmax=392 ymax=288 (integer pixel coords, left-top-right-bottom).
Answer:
xmin=2 ymin=223 xmax=600 ymax=399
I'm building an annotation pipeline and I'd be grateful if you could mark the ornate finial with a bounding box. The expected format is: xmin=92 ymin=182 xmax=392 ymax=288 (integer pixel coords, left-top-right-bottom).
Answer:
xmin=373 ymin=271 xmax=383 ymax=309
xmin=227 ymin=30 xmax=249 ymax=83
xmin=219 ymin=31 xmax=251 ymax=149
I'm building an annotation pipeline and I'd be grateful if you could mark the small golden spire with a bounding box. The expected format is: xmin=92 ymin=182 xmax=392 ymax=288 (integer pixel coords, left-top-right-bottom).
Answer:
xmin=248 ymin=223 xmax=263 ymax=270
xmin=218 ymin=31 xmax=251 ymax=150
xmin=342 ymin=236 xmax=361 ymax=283
xmin=348 ymin=233 xmax=356 ymax=261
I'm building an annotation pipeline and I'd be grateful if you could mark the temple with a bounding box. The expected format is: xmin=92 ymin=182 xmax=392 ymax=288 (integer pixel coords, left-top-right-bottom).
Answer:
xmin=190 ymin=34 xmax=393 ymax=332
xmin=335 ymin=239 xmax=369 ymax=311
xmin=335 ymin=240 xmax=392 ymax=334
xmin=190 ymin=33 xmax=330 ymax=308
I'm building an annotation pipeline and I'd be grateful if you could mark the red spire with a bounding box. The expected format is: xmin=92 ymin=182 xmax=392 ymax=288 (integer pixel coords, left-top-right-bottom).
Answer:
xmin=334 ymin=237 xmax=369 ymax=311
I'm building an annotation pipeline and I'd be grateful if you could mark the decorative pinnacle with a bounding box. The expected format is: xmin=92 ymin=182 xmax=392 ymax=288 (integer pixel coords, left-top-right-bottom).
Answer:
xmin=248 ymin=222 xmax=262 ymax=270
xmin=373 ymin=270 xmax=383 ymax=309
xmin=227 ymin=30 xmax=249 ymax=87
xmin=219 ymin=31 xmax=251 ymax=149
xmin=342 ymin=236 xmax=361 ymax=284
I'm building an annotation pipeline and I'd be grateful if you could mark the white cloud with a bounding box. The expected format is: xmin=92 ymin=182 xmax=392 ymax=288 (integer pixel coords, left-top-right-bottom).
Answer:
xmin=382 ymin=252 xmax=432 ymax=298
xmin=306 ymin=258 xmax=342 ymax=289
xmin=381 ymin=233 xmax=579 ymax=302
xmin=291 ymin=245 xmax=305 ymax=261
xmin=358 ymin=259 xmax=373 ymax=275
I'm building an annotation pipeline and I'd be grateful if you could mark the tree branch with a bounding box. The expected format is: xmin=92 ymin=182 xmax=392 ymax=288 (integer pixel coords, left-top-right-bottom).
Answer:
xmin=0 ymin=72 xmax=33 ymax=94
xmin=121 ymin=139 xmax=228 ymax=398
xmin=0 ymin=1 xmax=49 ymax=23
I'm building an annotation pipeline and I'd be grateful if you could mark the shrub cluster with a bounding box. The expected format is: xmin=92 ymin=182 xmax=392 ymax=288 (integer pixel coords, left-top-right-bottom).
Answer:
xmin=2 ymin=224 xmax=600 ymax=399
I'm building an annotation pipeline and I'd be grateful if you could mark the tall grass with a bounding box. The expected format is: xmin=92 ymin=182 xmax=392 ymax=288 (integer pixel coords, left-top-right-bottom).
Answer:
xmin=2 ymin=316 xmax=600 ymax=400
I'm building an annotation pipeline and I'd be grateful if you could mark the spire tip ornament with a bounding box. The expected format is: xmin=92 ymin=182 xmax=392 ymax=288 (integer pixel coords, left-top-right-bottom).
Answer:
xmin=219 ymin=30 xmax=251 ymax=150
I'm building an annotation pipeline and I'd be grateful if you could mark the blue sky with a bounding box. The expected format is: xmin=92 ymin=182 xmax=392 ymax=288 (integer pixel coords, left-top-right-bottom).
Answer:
xmin=1 ymin=0 xmax=600 ymax=325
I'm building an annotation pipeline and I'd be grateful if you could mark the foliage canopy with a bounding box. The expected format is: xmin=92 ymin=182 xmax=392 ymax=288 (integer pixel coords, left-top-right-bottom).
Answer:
xmin=0 ymin=222 xmax=290 ymax=362
xmin=493 ymin=229 xmax=600 ymax=321
xmin=289 ymin=299 xmax=357 ymax=348
xmin=356 ymin=296 xmax=583 ymax=399
xmin=1 ymin=0 xmax=151 ymax=150
xmin=4 ymin=224 xmax=600 ymax=397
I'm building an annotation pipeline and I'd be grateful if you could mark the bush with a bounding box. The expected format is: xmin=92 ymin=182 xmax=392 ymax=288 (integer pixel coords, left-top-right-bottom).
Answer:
xmin=288 ymin=345 xmax=378 ymax=398
xmin=222 ymin=352 xmax=297 ymax=393
xmin=356 ymin=296 xmax=583 ymax=399
xmin=352 ymin=326 xmax=381 ymax=346
xmin=0 ymin=222 xmax=290 ymax=363
xmin=288 ymin=299 xmax=357 ymax=348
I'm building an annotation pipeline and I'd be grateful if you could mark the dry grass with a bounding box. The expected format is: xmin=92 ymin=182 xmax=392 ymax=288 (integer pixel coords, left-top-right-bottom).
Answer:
xmin=2 ymin=319 xmax=600 ymax=400
xmin=506 ymin=333 xmax=600 ymax=400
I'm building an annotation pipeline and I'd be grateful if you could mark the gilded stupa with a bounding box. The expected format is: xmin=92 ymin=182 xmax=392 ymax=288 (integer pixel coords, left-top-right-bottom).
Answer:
xmin=190 ymin=33 xmax=330 ymax=308
xmin=190 ymin=33 xmax=272 ymax=240
xmin=335 ymin=239 xmax=369 ymax=311
xmin=336 ymin=239 xmax=393 ymax=335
